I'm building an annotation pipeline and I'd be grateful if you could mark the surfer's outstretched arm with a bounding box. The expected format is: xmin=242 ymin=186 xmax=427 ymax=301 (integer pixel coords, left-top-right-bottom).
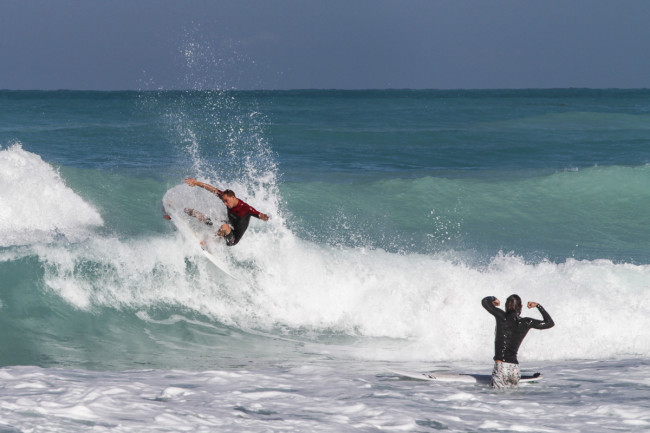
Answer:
xmin=184 ymin=177 xmax=223 ymax=196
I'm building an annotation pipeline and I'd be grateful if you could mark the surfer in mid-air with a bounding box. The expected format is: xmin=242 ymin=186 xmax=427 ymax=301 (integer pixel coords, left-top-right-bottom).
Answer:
xmin=183 ymin=177 xmax=269 ymax=246
xmin=482 ymin=295 xmax=554 ymax=389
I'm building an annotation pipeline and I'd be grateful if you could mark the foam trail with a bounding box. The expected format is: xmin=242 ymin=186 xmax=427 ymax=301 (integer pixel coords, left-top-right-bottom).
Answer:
xmin=39 ymin=193 xmax=644 ymax=363
xmin=0 ymin=144 xmax=103 ymax=247
xmin=234 ymin=235 xmax=650 ymax=362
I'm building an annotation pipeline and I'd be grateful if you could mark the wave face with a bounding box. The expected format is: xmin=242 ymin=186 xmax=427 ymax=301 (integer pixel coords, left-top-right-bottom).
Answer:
xmin=1 ymin=89 xmax=650 ymax=370
xmin=281 ymin=164 xmax=650 ymax=262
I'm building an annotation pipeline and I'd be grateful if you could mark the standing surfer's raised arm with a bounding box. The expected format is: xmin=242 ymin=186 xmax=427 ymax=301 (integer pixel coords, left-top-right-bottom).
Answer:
xmin=482 ymin=296 xmax=505 ymax=320
xmin=184 ymin=177 xmax=223 ymax=196
xmin=526 ymin=301 xmax=555 ymax=329
xmin=482 ymin=296 xmax=500 ymax=309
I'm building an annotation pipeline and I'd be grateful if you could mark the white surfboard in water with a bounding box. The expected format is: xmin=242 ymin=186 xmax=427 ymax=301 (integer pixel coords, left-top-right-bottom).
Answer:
xmin=390 ymin=370 xmax=542 ymax=384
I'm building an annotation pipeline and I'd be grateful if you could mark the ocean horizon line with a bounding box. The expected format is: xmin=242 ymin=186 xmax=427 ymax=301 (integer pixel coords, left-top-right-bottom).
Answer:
xmin=2 ymin=86 xmax=649 ymax=93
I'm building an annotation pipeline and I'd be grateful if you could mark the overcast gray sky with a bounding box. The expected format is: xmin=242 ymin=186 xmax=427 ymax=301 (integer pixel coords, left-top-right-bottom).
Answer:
xmin=2 ymin=0 xmax=649 ymax=90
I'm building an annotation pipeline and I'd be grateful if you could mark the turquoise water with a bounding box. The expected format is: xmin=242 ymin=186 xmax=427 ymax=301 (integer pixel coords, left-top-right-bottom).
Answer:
xmin=2 ymin=89 xmax=650 ymax=366
xmin=2 ymin=89 xmax=650 ymax=431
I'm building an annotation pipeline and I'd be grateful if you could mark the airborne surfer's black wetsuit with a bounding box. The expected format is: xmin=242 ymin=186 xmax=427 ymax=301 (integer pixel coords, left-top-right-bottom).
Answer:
xmin=215 ymin=190 xmax=263 ymax=246
xmin=481 ymin=296 xmax=555 ymax=364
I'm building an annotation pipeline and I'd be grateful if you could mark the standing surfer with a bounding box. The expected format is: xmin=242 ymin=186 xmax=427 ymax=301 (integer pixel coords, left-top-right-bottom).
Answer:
xmin=183 ymin=177 xmax=269 ymax=246
xmin=482 ymin=295 xmax=554 ymax=389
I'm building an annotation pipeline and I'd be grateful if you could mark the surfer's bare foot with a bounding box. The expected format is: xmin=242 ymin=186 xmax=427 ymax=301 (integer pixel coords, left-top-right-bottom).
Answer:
xmin=184 ymin=208 xmax=212 ymax=225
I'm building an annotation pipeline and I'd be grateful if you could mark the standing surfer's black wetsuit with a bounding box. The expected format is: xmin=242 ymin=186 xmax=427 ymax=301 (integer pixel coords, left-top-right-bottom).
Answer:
xmin=481 ymin=296 xmax=555 ymax=364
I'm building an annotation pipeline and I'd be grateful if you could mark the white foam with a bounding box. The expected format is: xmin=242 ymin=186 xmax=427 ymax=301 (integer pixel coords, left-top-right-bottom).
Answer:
xmin=33 ymin=212 xmax=650 ymax=362
xmin=0 ymin=144 xmax=103 ymax=247
xmin=2 ymin=359 xmax=648 ymax=433
xmin=229 ymin=231 xmax=650 ymax=361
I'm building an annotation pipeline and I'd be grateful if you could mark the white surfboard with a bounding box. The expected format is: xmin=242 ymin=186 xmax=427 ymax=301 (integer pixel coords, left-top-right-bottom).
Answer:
xmin=390 ymin=370 xmax=542 ymax=384
xmin=163 ymin=184 xmax=238 ymax=280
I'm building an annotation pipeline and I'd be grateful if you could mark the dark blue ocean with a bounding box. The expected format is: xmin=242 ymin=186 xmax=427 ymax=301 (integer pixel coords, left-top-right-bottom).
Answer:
xmin=1 ymin=89 xmax=650 ymax=432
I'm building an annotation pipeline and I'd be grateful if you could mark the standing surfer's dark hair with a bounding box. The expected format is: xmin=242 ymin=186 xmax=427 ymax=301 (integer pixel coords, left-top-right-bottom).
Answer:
xmin=505 ymin=294 xmax=522 ymax=315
